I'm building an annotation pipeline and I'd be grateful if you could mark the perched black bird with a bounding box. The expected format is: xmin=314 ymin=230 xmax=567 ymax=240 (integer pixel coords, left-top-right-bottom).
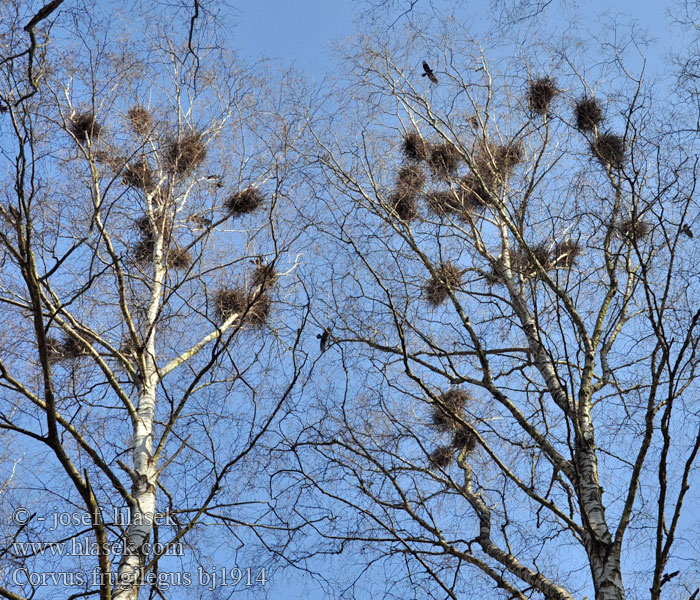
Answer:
xmin=422 ymin=61 xmax=438 ymax=84
xmin=317 ymin=328 xmax=331 ymax=353
xmin=681 ymin=224 xmax=694 ymax=238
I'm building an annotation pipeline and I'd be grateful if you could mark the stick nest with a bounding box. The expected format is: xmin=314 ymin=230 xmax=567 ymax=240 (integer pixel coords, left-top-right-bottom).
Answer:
xmin=527 ymin=77 xmax=558 ymax=116
xmin=574 ymin=97 xmax=603 ymax=132
xmin=431 ymin=388 xmax=471 ymax=432
xmin=591 ymin=133 xmax=625 ymax=169
xmin=47 ymin=335 xmax=88 ymax=362
xmin=165 ymin=133 xmax=206 ymax=174
xmin=452 ymin=425 xmax=477 ymax=452
xmin=68 ymin=113 xmax=102 ymax=141
xmin=429 ymin=446 xmax=454 ymax=469
xmin=616 ymin=219 xmax=650 ymax=240
xmin=402 ymin=131 xmax=430 ymax=162
xmin=424 ymin=262 xmax=463 ymax=306
xmin=122 ymin=159 xmax=155 ymax=190
xmin=427 ymin=142 xmax=462 ymax=179
xmin=126 ymin=106 xmax=153 ymax=137
xmin=551 ymin=240 xmax=582 ymax=269
xmin=389 ymin=190 xmax=419 ymax=221
xmin=213 ymin=287 xmax=271 ymax=327
xmin=226 ymin=188 xmax=265 ymax=216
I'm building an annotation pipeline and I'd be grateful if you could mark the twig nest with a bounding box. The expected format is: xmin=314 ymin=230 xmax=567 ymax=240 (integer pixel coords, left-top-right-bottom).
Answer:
xmin=167 ymin=247 xmax=192 ymax=270
xmin=389 ymin=190 xmax=419 ymax=222
xmin=122 ymin=159 xmax=155 ymax=190
xmin=574 ymin=97 xmax=603 ymax=132
xmin=126 ymin=106 xmax=153 ymax=137
xmin=616 ymin=219 xmax=650 ymax=240
xmin=165 ymin=133 xmax=206 ymax=174
xmin=493 ymin=141 xmax=525 ymax=173
xmin=527 ymin=77 xmax=558 ymax=116
xmin=431 ymin=388 xmax=471 ymax=432
xmin=213 ymin=287 xmax=271 ymax=327
xmin=402 ymin=131 xmax=430 ymax=162
xmin=132 ymin=215 xmax=171 ymax=263
xmin=251 ymin=262 xmax=278 ymax=290
xmin=426 ymin=190 xmax=467 ymax=218
xmin=429 ymin=446 xmax=454 ymax=469
xmin=427 ymin=142 xmax=461 ymax=179
xmin=225 ymin=188 xmax=265 ymax=216
xmin=397 ymin=164 xmax=426 ymax=193
xmin=424 ymin=262 xmax=463 ymax=306
xmin=591 ymin=133 xmax=625 ymax=169
xmin=458 ymin=175 xmax=491 ymax=211
xmin=551 ymin=240 xmax=582 ymax=269
xmin=68 ymin=113 xmax=102 ymax=141
xmin=452 ymin=425 xmax=477 ymax=452
xmin=47 ymin=335 xmax=88 ymax=362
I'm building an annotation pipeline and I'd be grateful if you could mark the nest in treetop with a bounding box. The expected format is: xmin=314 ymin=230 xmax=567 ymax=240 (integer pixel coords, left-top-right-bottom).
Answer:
xmin=574 ymin=97 xmax=603 ymax=132
xmin=389 ymin=190 xmax=419 ymax=222
xmin=46 ymin=335 xmax=88 ymax=362
xmin=133 ymin=215 xmax=172 ymax=263
xmin=495 ymin=244 xmax=552 ymax=281
xmin=424 ymin=262 xmax=463 ymax=306
xmin=126 ymin=106 xmax=152 ymax=137
xmin=165 ymin=133 xmax=206 ymax=174
xmin=397 ymin=164 xmax=426 ymax=194
xmin=251 ymin=262 xmax=278 ymax=290
xmin=617 ymin=218 xmax=650 ymax=240
xmin=431 ymin=388 xmax=471 ymax=432
xmin=68 ymin=113 xmax=102 ymax=141
xmin=527 ymin=77 xmax=558 ymax=116
xmin=591 ymin=133 xmax=625 ymax=169
xmin=453 ymin=425 xmax=477 ymax=452
xmin=226 ymin=188 xmax=265 ymax=217
xmin=458 ymin=175 xmax=492 ymax=211
xmin=122 ymin=159 xmax=155 ymax=190
xmin=213 ymin=287 xmax=271 ymax=327
xmin=167 ymin=247 xmax=192 ymax=270
xmin=551 ymin=240 xmax=582 ymax=269
xmin=429 ymin=446 xmax=454 ymax=469
xmin=493 ymin=141 xmax=525 ymax=173
xmin=427 ymin=142 xmax=461 ymax=179
xmin=402 ymin=131 xmax=430 ymax=162
xmin=426 ymin=189 xmax=469 ymax=219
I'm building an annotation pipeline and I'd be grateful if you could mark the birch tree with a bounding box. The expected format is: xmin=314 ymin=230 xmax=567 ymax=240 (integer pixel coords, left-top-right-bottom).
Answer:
xmin=287 ymin=18 xmax=700 ymax=600
xmin=0 ymin=2 xmax=308 ymax=598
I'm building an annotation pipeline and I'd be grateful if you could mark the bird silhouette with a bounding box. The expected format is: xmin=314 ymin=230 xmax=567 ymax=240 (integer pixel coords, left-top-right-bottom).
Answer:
xmin=422 ymin=61 xmax=438 ymax=84
xmin=681 ymin=224 xmax=694 ymax=238
xmin=317 ymin=328 xmax=331 ymax=353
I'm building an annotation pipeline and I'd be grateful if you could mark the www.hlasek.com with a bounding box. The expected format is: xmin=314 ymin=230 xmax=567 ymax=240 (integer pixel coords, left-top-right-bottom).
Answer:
xmin=11 ymin=566 xmax=268 ymax=591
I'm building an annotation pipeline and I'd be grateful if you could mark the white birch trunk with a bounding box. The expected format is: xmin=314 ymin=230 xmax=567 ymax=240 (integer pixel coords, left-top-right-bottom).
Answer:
xmin=113 ymin=217 xmax=165 ymax=599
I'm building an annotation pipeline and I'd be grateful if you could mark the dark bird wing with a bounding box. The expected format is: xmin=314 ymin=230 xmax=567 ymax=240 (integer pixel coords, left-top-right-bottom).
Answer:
xmin=422 ymin=61 xmax=438 ymax=84
xmin=682 ymin=224 xmax=694 ymax=238
xmin=319 ymin=328 xmax=331 ymax=352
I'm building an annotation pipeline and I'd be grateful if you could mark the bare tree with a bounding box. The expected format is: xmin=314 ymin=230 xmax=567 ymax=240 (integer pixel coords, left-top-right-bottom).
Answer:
xmin=0 ymin=2 xmax=310 ymax=598
xmin=286 ymin=17 xmax=700 ymax=600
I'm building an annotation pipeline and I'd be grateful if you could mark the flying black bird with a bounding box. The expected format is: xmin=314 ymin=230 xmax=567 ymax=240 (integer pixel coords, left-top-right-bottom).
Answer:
xmin=681 ymin=224 xmax=694 ymax=238
xmin=317 ymin=328 xmax=331 ymax=353
xmin=422 ymin=61 xmax=438 ymax=84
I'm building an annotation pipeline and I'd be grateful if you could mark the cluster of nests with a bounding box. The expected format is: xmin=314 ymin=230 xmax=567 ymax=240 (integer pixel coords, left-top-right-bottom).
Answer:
xmin=128 ymin=187 xmax=266 ymax=267
xmin=46 ymin=335 xmax=89 ymax=363
xmin=210 ymin=262 xmax=277 ymax=328
xmin=427 ymin=388 xmax=478 ymax=469
xmin=526 ymin=78 xmax=626 ymax=169
xmin=391 ymin=132 xmax=525 ymax=222
xmin=132 ymin=216 xmax=191 ymax=270
xmin=69 ymin=109 xmax=208 ymax=176
xmin=487 ymin=240 xmax=583 ymax=285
